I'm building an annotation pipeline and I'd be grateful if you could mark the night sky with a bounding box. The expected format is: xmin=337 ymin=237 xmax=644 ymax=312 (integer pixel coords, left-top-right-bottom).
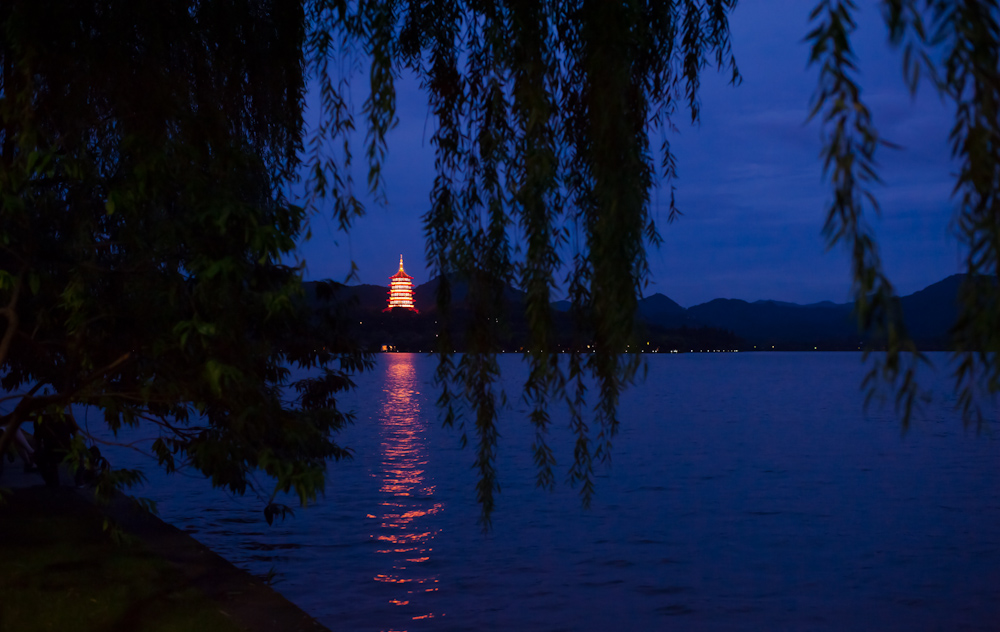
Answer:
xmin=293 ymin=0 xmax=961 ymax=308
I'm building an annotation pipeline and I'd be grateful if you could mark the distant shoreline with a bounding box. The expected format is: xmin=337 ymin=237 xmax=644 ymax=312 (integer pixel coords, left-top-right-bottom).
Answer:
xmin=311 ymin=274 xmax=971 ymax=354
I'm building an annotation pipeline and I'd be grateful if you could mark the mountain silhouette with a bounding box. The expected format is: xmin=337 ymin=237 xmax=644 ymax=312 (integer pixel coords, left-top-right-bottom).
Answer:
xmin=306 ymin=273 xmax=976 ymax=352
xmin=637 ymin=293 xmax=692 ymax=329
xmin=651 ymin=273 xmax=970 ymax=350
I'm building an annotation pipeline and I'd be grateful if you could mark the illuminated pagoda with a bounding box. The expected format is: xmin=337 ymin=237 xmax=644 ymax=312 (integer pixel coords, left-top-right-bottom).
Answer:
xmin=384 ymin=255 xmax=418 ymax=313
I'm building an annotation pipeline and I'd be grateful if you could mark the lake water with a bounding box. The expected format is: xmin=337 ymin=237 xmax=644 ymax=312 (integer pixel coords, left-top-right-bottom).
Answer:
xmin=98 ymin=353 xmax=999 ymax=631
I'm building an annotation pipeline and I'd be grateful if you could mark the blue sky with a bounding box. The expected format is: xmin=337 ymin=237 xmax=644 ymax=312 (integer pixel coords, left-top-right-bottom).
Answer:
xmin=292 ymin=1 xmax=962 ymax=308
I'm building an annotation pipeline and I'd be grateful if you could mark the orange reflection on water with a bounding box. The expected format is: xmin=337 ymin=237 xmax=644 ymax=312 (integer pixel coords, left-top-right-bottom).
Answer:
xmin=375 ymin=547 xmax=422 ymax=555
xmin=374 ymin=574 xmax=412 ymax=584
xmin=370 ymin=353 xmax=444 ymax=622
xmin=377 ymin=532 xmax=433 ymax=544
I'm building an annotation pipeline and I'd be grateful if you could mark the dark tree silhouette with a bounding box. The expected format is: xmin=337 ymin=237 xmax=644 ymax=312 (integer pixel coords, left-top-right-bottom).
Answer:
xmin=2 ymin=0 xmax=997 ymax=526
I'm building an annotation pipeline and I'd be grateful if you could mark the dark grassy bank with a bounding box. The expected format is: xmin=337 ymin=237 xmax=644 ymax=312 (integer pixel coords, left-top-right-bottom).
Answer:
xmin=0 ymin=484 xmax=327 ymax=632
xmin=0 ymin=486 xmax=242 ymax=632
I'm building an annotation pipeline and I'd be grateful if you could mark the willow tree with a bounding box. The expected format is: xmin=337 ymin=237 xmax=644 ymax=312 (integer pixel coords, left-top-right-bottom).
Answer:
xmin=0 ymin=0 xmax=742 ymax=523
xmin=807 ymin=0 xmax=1000 ymax=425
xmin=305 ymin=0 xmax=998 ymax=523
xmin=303 ymin=0 xmax=741 ymax=521
xmin=2 ymin=0 xmax=997 ymax=526
xmin=0 ymin=0 xmax=367 ymax=517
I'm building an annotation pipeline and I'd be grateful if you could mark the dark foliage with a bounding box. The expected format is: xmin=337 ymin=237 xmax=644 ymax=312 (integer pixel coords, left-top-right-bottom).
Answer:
xmin=0 ymin=1 xmax=372 ymax=515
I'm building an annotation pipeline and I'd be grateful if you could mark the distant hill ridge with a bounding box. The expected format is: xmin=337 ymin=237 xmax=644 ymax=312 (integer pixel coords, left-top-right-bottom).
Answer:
xmin=308 ymin=273 xmax=977 ymax=351
xmin=660 ymin=274 xmax=968 ymax=349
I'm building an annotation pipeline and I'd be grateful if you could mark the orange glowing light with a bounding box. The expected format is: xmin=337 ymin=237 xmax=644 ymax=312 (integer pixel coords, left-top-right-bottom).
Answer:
xmin=384 ymin=255 xmax=419 ymax=312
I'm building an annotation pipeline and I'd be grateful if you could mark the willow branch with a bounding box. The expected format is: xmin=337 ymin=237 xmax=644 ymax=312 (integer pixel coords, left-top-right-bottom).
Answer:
xmin=0 ymin=381 xmax=45 ymax=460
xmin=0 ymin=414 xmax=25 ymax=462
xmin=76 ymin=352 xmax=132 ymax=391
xmin=0 ymin=269 xmax=24 ymax=369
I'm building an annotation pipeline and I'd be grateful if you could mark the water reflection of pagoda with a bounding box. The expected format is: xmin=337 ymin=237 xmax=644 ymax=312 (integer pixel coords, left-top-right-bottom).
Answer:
xmin=384 ymin=255 xmax=419 ymax=313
